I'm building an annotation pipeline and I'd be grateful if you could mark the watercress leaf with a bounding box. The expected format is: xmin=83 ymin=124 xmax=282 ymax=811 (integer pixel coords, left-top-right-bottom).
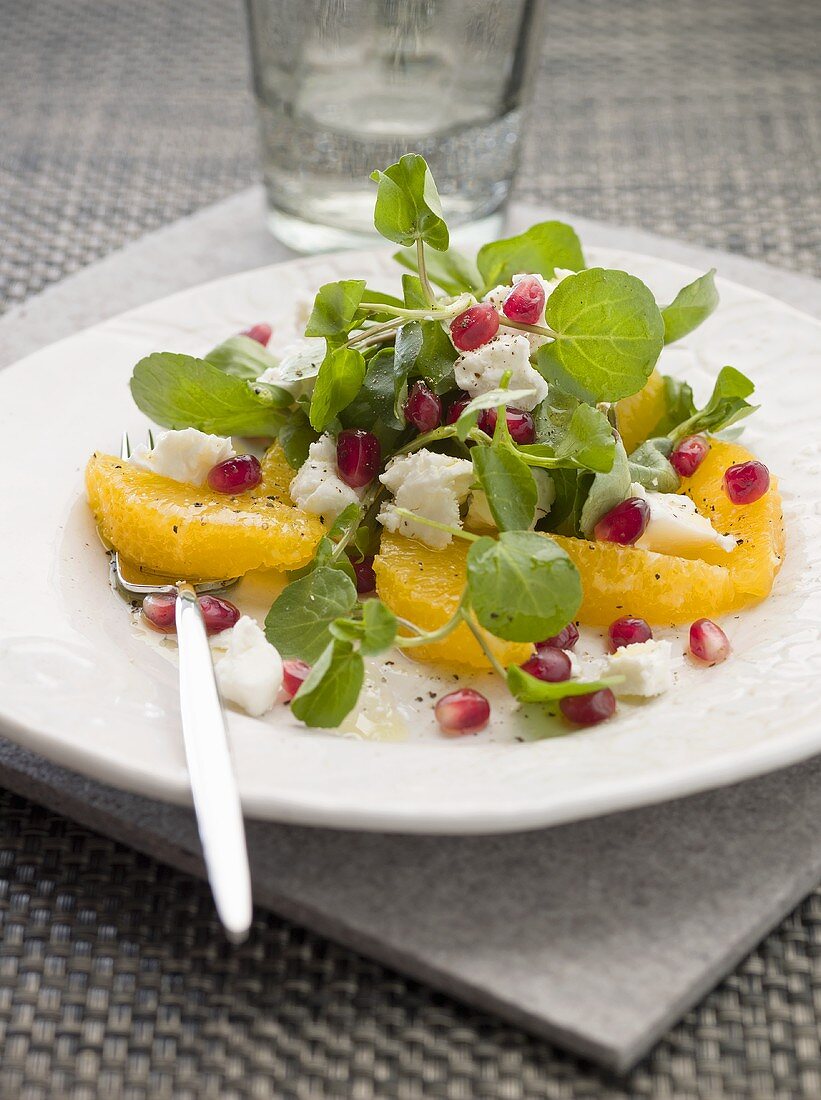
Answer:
xmin=669 ymin=365 xmax=757 ymax=442
xmin=472 ymin=443 xmax=537 ymax=531
xmin=393 ymin=243 xmax=482 ymax=295
xmin=327 ymin=502 xmax=362 ymax=545
xmin=278 ymin=409 xmax=319 ymax=469
xmin=540 ymin=468 xmax=592 ymax=536
xmin=370 ymin=153 xmax=449 ymax=250
xmin=555 ymin=404 xmax=615 ymax=471
xmin=476 ymin=221 xmax=585 ymax=290
xmin=466 ymin=531 xmax=582 ymax=642
xmin=579 ymin=437 xmax=632 ymax=537
xmin=291 ymin=639 xmax=364 ymax=728
xmin=130 ymin=352 xmax=289 ymax=437
xmin=661 ymin=269 xmax=719 ymax=344
xmin=264 ymin=566 xmax=357 ymax=663
xmin=648 ymin=375 xmax=696 ymax=436
xmin=359 ymin=600 xmax=398 ymax=656
xmin=340 ymin=347 xmax=405 ymax=436
xmin=305 ymin=279 xmax=367 ymax=338
xmin=412 ymin=320 xmax=458 ymax=393
xmin=287 ymin=537 xmax=357 ymax=586
xmin=628 ymin=439 xmax=680 ymax=492
xmin=310 ymin=346 xmax=366 ymax=432
xmin=506 ymin=664 xmax=619 ymax=704
xmin=205 ymin=335 xmax=278 ymax=381
xmin=402 ymin=273 xmax=428 ymax=310
xmin=538 ymin=269 xmax=665 ymax=402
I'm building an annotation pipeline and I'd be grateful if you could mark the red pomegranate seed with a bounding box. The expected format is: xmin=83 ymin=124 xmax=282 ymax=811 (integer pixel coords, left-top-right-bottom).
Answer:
xmin=670 ymin=435 xmax=709 ymax=478
xmin=282 ymin=658 xmax=312 ymax=699
xmin=689 ymin=618 xmax=730 ymax=664
xmin=404 ymin=380 xmax=442 ymax=433
xmin=477 ymin=406 xmax=536 ymax=444
xmin=241 ymin=322 xmax=272 ymax=346
xmin=560 ymin=689 xmax=617 ymax=727
xmin=502 ymin=275 xmax=546 ymax=325
xmin=450 ymin=303 xmax=499 ymax=352
xmin=142 ymin=592 xmax=177 ymax=633
xmin=336 ymin=429 xmax=381 ymax=489
xmin=445 ymin=393 xmax=471 ymax=425
xmin=608 ymin=616 xmax=653 ymax=651
xmin=594 ymin=497 xmax=650 ymax=545
xmin=198 ymin=595 xmax=241 ymax=635
xmin=352 ymin=556 xmax=376 ymax=594
xmin=207 ymin=454 xmax=262 ymax=494
xmin=537 ymin=623 xmax=580 ymax=652
xmin=723 ymin=460 xmax=770 ymax=505
xmin=435 ymin=689 xmax=490 ymax=736
xmin=520 ymin=648 xmax=572 ymax=683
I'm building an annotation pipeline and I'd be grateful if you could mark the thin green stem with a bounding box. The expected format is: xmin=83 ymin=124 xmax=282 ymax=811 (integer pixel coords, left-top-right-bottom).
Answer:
xmin=396 ymin=608 xmax=464 ymax=649
xmin=461 ymin=612 xmax=507 ymax=679
xmin=416 ymin=238 xmax=436 ymax=306
xmin=500 ymin=317 xmax=559 ymax=341
xmin=343 ymin=318 xmax=402 ymax=349
xmin=359 ymin=293 xmax=472 ymax=323
xmin=389 ymin=508 xmax=480 ymax=543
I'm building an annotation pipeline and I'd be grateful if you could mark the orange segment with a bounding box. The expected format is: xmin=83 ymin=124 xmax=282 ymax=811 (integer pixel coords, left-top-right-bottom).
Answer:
xmin=374 ymin=533 xmax=530 ymax=669
xmin=616 ymin=369 xmax=667 ymax=453
xmin=86 ymin=449 xmax=322 ymax=580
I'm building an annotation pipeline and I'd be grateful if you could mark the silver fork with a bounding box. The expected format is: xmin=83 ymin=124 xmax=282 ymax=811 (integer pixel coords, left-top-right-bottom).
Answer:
xmin=111 ymin=431 xmax=252 ymax=942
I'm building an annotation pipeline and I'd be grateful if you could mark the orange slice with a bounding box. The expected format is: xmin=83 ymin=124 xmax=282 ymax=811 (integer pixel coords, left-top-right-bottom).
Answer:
xmin=616 ymin=369 xmax=667 ymax=453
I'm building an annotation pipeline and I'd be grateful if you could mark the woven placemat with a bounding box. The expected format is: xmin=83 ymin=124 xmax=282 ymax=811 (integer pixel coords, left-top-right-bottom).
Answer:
xmin=1 ymin=1 xmax=819 ymax=1097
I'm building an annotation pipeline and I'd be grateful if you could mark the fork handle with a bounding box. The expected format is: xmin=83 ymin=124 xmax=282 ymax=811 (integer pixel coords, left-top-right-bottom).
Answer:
xmin=175 ymin=583 xmax=252 ymax=941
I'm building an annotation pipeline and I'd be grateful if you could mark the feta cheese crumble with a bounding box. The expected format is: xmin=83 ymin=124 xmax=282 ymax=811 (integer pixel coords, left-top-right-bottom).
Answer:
xmin=631 ymin=482 xmax=735 ymax=555
xmin=257 ymin=337 xmax=326 ymax=399
xmin=290 ymin=433 xmax=365 ymax=522
xmin=603 ymin=638 xmax=675 ymax=698
xmin=377 ymin=448 xmax=474 ymax=549
xmin=215 ymin=616 xmax=283 ymax=717
xmin=453 ymin=333 xmax=548 ymax=412
xmin=128 ymin=428 xmax=235 ymax=486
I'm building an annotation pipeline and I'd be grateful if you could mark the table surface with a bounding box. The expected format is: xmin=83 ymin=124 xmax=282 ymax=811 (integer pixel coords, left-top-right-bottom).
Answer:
xmin=1 ymin=1 xmax=819 ymax=1097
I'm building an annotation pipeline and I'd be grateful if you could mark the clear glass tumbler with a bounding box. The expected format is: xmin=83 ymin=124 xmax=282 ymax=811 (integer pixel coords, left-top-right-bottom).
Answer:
xmin=245 ymin=0 xmax=545 ymax=252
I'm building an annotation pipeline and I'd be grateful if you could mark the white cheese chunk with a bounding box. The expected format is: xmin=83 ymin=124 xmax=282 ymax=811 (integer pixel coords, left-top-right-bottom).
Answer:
xmin=453 ymin=333 xmax=548 ymax=412
xmin=214 ymin=616 xmax=283 ymax=717
xmin=632 ymin=482 xmax=735 ymax=555
xmin=128 ymin=428 xmax=235 ymax=486
xmin=378 ymin=448 xmax=474 ymax=549
xmin=257 ymin=337 xmax=326 ymax=399
xmin=604 ymin=638 xmax=675 ymax=698
xmin=289 ymin=433 xmax=365 ymax=522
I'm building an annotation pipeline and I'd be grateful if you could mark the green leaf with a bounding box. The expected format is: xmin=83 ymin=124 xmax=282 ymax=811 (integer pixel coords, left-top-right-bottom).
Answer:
xmin=662 ymin=269 xmax=719 ymax=344
xmin=628 ymin=438 xmax=680 ymax=493
xmin=408 ymin=319 xmax=458 ymax=393
xmin=579 ymin=437 xmax=632 ymax=538
xmin=291 ymin=639 xmax=364 ymax=728
xmin=648 ymin=375 xmax=696 ymax=437
xmin=330 ymin=599 xmax=398 ymax=657
xmin=393 ymin=244 xmax=482 ymax=295
xmin=130 ymin=353 xmax=290 ymax=437
xmin=305 ymin=280 xmax=367 ymax=338
xmin=264 ymin=567 xmax=357 ymax=663
xmin=537 ymin=269 xmax=665 ymax=403
xmin=340 ymin=348 xmax=405 ymax=437
xmin=669 ymin=366 xmax=757 ymax=443
xmin=506 ymin=664 xmax=619 ymax=704
xmin=278 ymin=409 xmax=319 ymax=469
xmin=402 ymin=273 xmax=428 ymax=310
xmin=205 ymin=335 xmax=278 ymax=381
xmin=540 ymin=468 xmax=591 ymax=536
xmin=518 ymin=401 xmax=615 ymax=474
xmin=466 ymin=531 xmax=582 ymax=643
xmin=286 ymin=536 xmax=357 ymax=586
xmin=309 ymin=346 xmax=366 ymax=432
xmin=472 ymin=443 xmax=538 ymax=531
xmin=370 ymin=154 xmax=449 ymax=250
xmin=476 ymin=221 xmax=585 ymax=290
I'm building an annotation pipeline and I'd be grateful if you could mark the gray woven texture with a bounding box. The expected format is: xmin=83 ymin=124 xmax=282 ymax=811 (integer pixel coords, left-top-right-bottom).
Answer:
xmin=0 ymin=0 xmax=819 ymax=1096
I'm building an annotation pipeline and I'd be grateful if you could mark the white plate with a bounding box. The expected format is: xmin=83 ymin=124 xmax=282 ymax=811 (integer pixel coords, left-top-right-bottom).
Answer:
xmin=0 ymin=248 xmax=819 ymax=834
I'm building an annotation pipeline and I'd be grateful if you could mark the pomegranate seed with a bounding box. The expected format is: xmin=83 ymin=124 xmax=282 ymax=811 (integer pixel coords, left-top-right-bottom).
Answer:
xmin=141 ymin=593 xmax=240 ymax=635
xmin=282 ymin=658 xmax=312 ymax=699
xmin=689 ymin=618 xmax=730 ymax=664
xmin=477 ymin=406 xmax=536 ymax=444
xmin=241 ymin=322 xmax=272 ymax=346
xmin=520 ymin=648 xmax=572 ymax=682
xmin=435 ymin=689 xmax=490 ymax=736
xmin=537 ymin=623 xmax=580 ymax=652
xmin=207 ymin=454 xmax=262 ymax=494
xmin=670 ymin=435 xmax=709 ymax=478
xmin=352 ymin=556 xmax=376 ymax=594
xmin=445 ymin=393 xmax=471 ymax=425
xmin=404 ymin=380 xmax=442 ymax=433
xmin=723 ymin=460 xmax=770 ymax=505
xmin=450 ymin=303 xmax=499 ymax=352
xmin=608 ymin=616 xmax=653 ymax=651
xmin=594 ymin=497 xmax=650 ymax=545
xmin=560 ymin=689 xmax=617 ymax=727
xmin=502 ymin=275 xmax=546 ymax=325
xmin=198 ymin=595 xmax=241 ymax=635
xmin=336 ymin=429 xmax=381 ymax=489
xmin=142 ymin=592 xmax=177 ymax=633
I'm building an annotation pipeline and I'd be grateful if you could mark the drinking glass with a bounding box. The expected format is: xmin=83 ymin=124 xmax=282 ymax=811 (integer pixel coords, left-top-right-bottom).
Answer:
xmin=245 ymin=0 xmax=546 ymax=252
